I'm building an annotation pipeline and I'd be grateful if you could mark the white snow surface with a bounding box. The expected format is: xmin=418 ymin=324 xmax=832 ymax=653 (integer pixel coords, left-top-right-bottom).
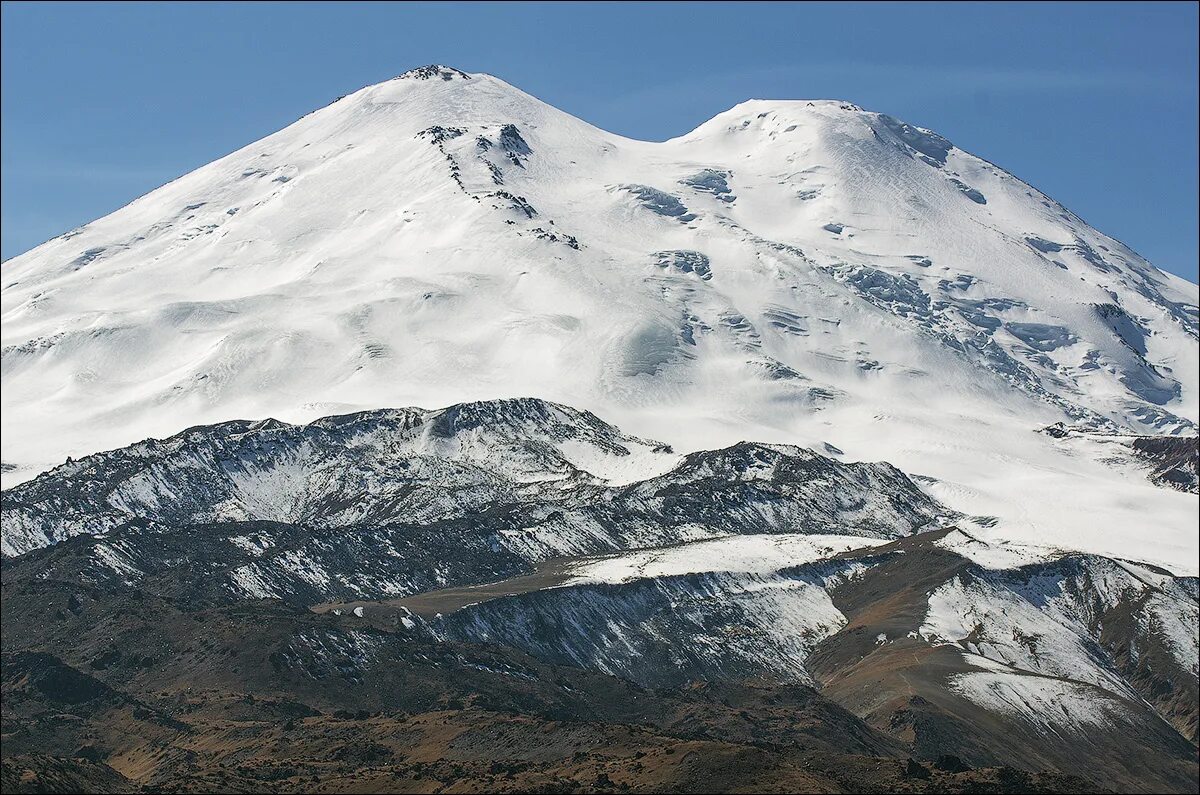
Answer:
xmin=2 ymin=66 xmax=1197 ymax=572
xmin=932 ymin=528 xmax=1056 ymax=570
xmin=565 ymin=532 xmax=888 ymax=584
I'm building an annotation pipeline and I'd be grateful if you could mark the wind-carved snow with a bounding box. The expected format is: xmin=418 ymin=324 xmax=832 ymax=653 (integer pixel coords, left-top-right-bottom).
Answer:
xmin=680 ymin=169 xmax=735 ymax=202
xmin=654 ymin=250 xmax=712 ymax=281
xmin=619 ymin=184 xmax=696 ymax=222
xmin=1 ymin=67 xmax=1197 ymax=574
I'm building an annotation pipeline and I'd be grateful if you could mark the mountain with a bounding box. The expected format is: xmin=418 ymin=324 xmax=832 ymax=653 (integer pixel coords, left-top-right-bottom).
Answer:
xmin=2 ymin=65 xmax=1197 ymax=793
xmin=1 ymin=400 xmax=1196 ymax=792
xmin=2 ymin=65 xmax=1196 ymax=574
xmin=0 ymin=397 xmax=942 ymax=572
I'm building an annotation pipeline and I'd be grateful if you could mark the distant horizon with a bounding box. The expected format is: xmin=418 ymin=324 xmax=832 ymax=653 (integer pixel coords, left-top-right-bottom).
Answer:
xmin=2 ymin=2 xmax=1197 ymax=282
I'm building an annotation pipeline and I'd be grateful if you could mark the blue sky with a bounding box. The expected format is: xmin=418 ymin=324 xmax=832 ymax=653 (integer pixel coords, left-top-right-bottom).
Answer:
xmin=2 ymin=1 xmax=1197 ymax=281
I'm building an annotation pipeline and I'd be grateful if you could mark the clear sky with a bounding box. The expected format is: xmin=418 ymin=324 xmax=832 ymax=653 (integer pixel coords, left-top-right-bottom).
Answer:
xmin=2 ymin=1 xmax=1197 ymax=281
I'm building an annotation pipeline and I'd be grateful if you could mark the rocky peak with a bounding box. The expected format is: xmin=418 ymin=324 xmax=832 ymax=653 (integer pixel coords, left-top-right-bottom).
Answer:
xmin=394 ymin=64 xmax=473 ymax=81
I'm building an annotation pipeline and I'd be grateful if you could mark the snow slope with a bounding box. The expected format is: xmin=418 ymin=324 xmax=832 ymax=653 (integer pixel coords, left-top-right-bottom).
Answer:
xmin=566 ymin=533 xmax=890 ymax=585
xmin=3 ymin=65 xmax=1197 ymax=571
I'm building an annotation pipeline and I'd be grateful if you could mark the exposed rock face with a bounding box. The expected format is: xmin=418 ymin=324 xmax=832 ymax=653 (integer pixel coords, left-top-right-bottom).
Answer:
xmin=1132 ymin=435 xmax=1199 ymax=492
xmin=1 ymin=399 xmax=943 ymax=600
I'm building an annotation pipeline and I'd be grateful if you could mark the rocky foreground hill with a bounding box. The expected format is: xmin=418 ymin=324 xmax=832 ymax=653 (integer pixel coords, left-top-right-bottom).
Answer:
xmin=2 ymin=398 xmax=1196 ymax=792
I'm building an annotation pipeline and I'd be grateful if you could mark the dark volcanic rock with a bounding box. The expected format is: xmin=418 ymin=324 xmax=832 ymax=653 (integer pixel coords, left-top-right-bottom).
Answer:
xmin=1131 ymin=435 xmax=1199 ymax=493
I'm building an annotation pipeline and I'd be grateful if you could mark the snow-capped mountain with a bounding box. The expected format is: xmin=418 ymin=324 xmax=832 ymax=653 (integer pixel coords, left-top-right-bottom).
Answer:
xmin=1 ymin=64 xmax=1197 ymax=574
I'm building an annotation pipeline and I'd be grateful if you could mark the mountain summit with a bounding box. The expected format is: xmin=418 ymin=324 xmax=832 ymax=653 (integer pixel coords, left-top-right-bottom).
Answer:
xmin=1 ymin=66 xmax=1197 ymax=793
xmin=394 ymin=64 xmax=474 ymax=81
xmin=2 ymin=67 xmax=1196 ymax=571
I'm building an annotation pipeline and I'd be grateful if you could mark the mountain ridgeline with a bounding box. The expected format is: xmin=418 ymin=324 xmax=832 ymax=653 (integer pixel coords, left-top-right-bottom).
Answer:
xmin=1 ymin=66 xmax=1198 ymax=793
xmin=1 ymin=66 xmax=1197 ymax=575
xmin=1 ymin=398 xmax=942 ymax=584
